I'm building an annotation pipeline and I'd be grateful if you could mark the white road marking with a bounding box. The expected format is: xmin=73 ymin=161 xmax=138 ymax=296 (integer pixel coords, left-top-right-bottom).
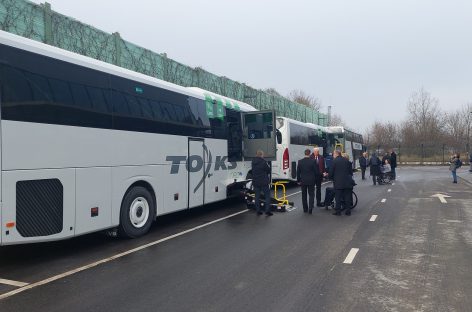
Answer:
xmin=381 ymin=198 xmax=386 ymax=203
xmin=447 ymin=220 xmax=462 ymax=223
xmin=343 ymin=248 xmax=360 ymax=264
xmin=287 ymin=191 xmax=301 ymax=198
xmin=388 ymin=189 xmax=391 ymax=192
xmin=0 ymin=209 xmax=249 ymax=300
xmin=392 ymin=183 xmax=395 ymax=186
xmin=0 ymin=279 xmax=29 ymax=287
xmin=369 ymin=215 xmax=378 ymax=222
xmin=431 ymin=193 xmax=450 ymax=204
xmin=286 ymin=206 xmax=298 ymax=212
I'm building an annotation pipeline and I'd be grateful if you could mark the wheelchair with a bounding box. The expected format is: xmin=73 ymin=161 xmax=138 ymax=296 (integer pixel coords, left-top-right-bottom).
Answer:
xmin=325 ymin=187 xmax=358 ymax=211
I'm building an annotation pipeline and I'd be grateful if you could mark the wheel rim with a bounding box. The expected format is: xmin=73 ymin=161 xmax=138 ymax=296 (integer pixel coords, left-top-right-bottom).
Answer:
xmin=129 ymin=197 xmax=150 ymax=228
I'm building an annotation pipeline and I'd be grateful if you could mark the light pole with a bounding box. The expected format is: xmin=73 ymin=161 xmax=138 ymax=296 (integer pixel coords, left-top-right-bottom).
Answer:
xmin=467 ymin=111 xmax=472 ymax=155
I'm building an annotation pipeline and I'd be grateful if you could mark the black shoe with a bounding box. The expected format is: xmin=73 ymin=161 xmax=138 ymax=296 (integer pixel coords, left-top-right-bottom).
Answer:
xmin=317 ymin=202 xmax=325 ymax=207
xmin=332 ymin=211 xmax=341 ymax=216
xmin=303 ymin=209 xmax=308 ymax=213
xmin=308 ymin=209 xmax=313 ymax=214
xmin=345 ymin=210 xmax=351 ymax=216
xmin=265 ymin=212 xmax=273 ymax=216
xmin=257 ymin=211 xmax=263 ymax=215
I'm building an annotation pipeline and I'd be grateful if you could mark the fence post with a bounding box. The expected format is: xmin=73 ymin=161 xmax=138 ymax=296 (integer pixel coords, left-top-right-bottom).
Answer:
xmin=43 ymin=2 xmax=53 ymax=44
xmin=112 ymin=32 xmax=122 ymax=67
xmin=442 ymin=144 xmax=445 ymax=165
xmin=398 ymin=144 xmax=401 ymax=165
xmin=421 ymin=143 xmax=424 ymax=165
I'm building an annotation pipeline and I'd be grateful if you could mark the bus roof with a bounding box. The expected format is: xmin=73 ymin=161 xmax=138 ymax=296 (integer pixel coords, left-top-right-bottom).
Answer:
xmin=277 ymin=116 xmax=326 ymax=130
xmin=188 ymin=87 xmax=257 ymax=112
xmin=0 ymin=30 xmax=205 ymax=101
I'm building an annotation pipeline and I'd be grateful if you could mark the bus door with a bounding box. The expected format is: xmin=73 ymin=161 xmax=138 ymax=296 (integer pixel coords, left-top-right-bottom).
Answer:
xmin=242 ymin=110 xmax=276 ymax=161
xmin=188 ymin=138 xmax=205 ymax=208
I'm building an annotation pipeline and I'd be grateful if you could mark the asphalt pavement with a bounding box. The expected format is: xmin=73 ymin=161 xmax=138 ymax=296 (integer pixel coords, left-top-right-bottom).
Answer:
xmin=0 ymin=166 xmax=471 ymax=312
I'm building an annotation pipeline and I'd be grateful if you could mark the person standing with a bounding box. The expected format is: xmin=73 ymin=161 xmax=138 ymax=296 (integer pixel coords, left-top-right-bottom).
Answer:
xmin=390 ymin=149 xmax=397 ymax=180
xmin=449 ymin=153 xmax=462 ymax=184
xmin=469 ymin=152 xmax=472 ymax=173
xmin=297 ymin=149 xmax=320 ymax=214
xmin=251 ymin=150 xmax=273 ymax=216
xmin=329 ymin=150 xmax=354 ymax=216
xmin=370 ymin=152 xmax=381 ymax=185
xmin=359 ymin=152 xmax=369 ymax=180
xmin=382 ymin=152 xmax=391 ymax=164
xmin=311 ymin=147 xmax=326 ymax=207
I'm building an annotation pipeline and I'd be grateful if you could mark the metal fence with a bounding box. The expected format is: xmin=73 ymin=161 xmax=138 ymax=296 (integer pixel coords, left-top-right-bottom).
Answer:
xmin=0 ymin=0 xmax=327 ymax=125
xmin=368 ymin=144 xmax=471 ymax=165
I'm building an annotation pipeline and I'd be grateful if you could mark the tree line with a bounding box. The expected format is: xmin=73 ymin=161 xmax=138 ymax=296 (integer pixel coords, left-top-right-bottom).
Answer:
xmin=366 ymin=88 xmax=472 ymax=158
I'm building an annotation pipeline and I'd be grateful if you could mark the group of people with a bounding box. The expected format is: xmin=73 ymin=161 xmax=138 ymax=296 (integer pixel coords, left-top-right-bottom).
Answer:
xmin=251 ymin=148 xmax=400 ymax=217
xmin=250 ymin=147 xmax=355 ymax=217
xmin=359 ymin=150 xmax=397 ymax=185
xmin=296 ymin=147 xmax=355 ymax=216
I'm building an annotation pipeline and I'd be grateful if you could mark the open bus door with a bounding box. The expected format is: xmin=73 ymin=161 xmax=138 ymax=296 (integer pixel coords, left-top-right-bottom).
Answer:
xmin=241 ymin=110 xmax=276 ymax=161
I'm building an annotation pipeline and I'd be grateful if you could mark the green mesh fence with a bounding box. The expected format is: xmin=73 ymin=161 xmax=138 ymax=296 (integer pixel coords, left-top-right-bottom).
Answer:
xmin=0 ymin=0 xmax=327 ymax=125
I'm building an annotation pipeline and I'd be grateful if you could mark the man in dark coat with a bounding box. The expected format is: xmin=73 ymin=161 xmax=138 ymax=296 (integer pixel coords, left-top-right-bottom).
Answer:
xmin=359 ymin=152 xmax=369 ymax=180
xmin=370 ymin=152 xmax=381 ymax=185
xmin=390 ymin=149 xmax=397 ymax=180
xmin=310 ymin=147 xmax=326 ymax=207
xmin=251 ymin=150 xmax=273 ymax=216
xmin=297 ymin=149 xmax=320 ymax=214
xmin=329 ymin=150 xmax=354 ymax=216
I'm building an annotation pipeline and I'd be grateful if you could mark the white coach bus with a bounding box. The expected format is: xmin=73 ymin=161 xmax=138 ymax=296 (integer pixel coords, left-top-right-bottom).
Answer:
xmin=0 ymin=30 xmax=276 ymax=245
xmin=272 ymin=117 xmax=327 ymax=181
xmin=326 ymin=126 xmax=364 ymax=169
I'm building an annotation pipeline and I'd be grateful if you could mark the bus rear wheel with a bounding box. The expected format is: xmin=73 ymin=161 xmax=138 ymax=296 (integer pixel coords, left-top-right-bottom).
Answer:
xmin=119 ymin=186 xmax=155 ymax=238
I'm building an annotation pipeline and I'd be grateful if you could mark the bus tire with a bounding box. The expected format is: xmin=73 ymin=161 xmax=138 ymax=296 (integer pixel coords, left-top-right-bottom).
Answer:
xmin=118 ymin=186 xmax=155 ymax=238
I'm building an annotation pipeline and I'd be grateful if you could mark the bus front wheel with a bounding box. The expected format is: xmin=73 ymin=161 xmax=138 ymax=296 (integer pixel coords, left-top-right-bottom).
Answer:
xmin=118 ymin=186 xmax=155 ymax=238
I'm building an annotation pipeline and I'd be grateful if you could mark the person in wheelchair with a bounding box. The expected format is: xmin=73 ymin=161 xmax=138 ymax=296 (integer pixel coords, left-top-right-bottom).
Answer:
xmin=378 ymin=159 xmax=393 ymax=184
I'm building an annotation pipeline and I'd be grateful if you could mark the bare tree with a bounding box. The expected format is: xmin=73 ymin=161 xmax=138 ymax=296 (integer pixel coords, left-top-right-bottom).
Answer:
xmin=407 ymin=88 xmax=444 ymax=144
xmin=367 ymin=121 xmax=400 ymax=149
xmin=287 ymin=89 xmax=322 ymax=111
xmin=329 ymin=113 xmax=346 ymax=127
xmin=264 ymin=88 xmax=282 ymax=97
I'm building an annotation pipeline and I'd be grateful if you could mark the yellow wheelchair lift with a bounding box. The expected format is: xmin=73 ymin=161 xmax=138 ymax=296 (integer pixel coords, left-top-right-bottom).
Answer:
xmin=244 ymin=180 xmax=294 ymax=212
xmin=272 ymin=181 xmax=292 ymax=212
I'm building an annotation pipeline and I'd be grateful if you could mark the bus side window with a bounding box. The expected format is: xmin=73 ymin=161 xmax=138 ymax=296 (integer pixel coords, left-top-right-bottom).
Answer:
xmin=70 ymin=83 xmax=92 ymax=109
xmin=112 ymin=91 xmax=130 ymax=115
xmin=87 ymin=86 xmax=109 ymax=113
xmin=24 ymin=72 xmax=52 ymax=103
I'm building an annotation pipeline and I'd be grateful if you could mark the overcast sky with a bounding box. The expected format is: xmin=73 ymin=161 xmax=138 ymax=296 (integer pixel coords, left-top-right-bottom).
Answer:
xmin=30 ymin=0 xmax=472 ymax=132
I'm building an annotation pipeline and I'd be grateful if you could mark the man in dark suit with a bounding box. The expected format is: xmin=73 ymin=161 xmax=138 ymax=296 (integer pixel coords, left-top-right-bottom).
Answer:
xmin=390 ymin=149 xmax=397 ymax=180
xmin=297 ymin=149 xmax=320 ymax=214
xmin=311 ymin=147 xmax=326 ymax=207
xmin=329 ymin=150 xmax=354 ymax=216
xmin=359 ymin=152 xmax=369 ymax=180
xmin=251 ymin=150 xmax=273 ymax=216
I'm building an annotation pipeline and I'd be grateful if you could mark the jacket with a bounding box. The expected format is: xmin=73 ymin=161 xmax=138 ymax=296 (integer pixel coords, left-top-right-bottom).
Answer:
xmin=359 ymin=156 xmax=369 ymax=168
xmin=329 ymin=155 xmax=354 ymax=190
xmin=310 ymin=154 xmax=326 ymax=174
xmin=370 ymin=155 xmax=381 ymax=176
xmin=390 ymin=152 xmax=397 ymax=168
xmin=251 ymin=157 xmax=271 ymax=187
xmin=297 ymin=157 xmax=320 ymax=186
